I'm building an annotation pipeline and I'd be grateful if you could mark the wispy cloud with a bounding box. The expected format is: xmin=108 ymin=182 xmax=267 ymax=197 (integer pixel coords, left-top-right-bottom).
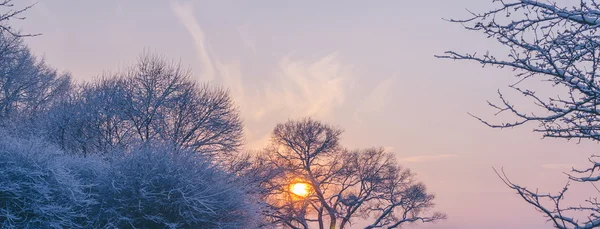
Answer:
xmin=267 ymin=53 xmax=350 ymax=119
xmin=542 ymin=164 xmax=576 ymax=170
xmin=354 ymin=76 xmax=396 ymax=122
xmin=171 ymin=2 xmax=353 ymax=150
xmin=171 ymin=1 xmax=215 ymax=81
xmin=398 ymin=154 xmax=458 ymax=163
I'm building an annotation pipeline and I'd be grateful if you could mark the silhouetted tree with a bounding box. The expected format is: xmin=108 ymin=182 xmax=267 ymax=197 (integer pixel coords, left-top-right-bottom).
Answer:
xmin=258 ymin=118 xmax=445 ymax=229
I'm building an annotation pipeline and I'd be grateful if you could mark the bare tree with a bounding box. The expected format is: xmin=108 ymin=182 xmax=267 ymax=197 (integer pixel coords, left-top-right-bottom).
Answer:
xmin=258 ymin=118 xmax=445 ymax=229
xmin=122 ymin=53 xmax=243 ymax=157
xmin=437 ymin=1 xmax=600 ymax=228
xmin=44 ymin=77 xmax=131 ymax=155
xmin=343 ymin=148 xmax=446 ymax=229
xmin=0 ymin=30 xmax=71 ymax=128
xmin=46 ymin=53 xmax=243 ymax=157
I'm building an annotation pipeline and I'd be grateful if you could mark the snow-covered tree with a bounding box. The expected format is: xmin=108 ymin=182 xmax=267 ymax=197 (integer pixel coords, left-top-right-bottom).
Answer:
xmin=94 ymin=143 xmax=262 ymax=229
xmin=0 ymin=3 xmax=259 ymax=227
xmin=258 ymin=118 xmax=445 ymax=229
xmin=0 ymin=132 xmax=97 ymax=228
xmin=122 ymin=54 xmax=242 ymax=157
xmin=45 ymin=53 xmax=242 ymax=158
xmin=0 ymin=30 xmax=71 ymax=129
xmin=0 ymin=131 xmax=263 ymax=228
xmin=42 ymin=78 xmax=130 ymax=155
xmin=437 ymin=1 xmax=600 ymax=228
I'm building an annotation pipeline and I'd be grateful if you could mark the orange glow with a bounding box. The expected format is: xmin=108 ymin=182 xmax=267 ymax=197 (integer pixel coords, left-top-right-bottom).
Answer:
xmin=290 ymin=182 xmax=311 ymax=197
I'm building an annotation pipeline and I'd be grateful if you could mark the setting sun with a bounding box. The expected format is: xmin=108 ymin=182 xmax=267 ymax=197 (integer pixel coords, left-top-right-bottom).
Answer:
xmin=290 ymin=182 xmax=310 ymax=197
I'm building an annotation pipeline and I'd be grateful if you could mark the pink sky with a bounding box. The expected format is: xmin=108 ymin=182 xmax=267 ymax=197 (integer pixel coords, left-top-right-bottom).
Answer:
xmin=16 ymin=0 xmax=596 ymax=228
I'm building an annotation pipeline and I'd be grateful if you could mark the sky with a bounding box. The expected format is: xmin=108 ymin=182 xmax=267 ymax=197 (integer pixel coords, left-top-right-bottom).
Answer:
xmin=14 ymin=0 xmax=600 ymax=228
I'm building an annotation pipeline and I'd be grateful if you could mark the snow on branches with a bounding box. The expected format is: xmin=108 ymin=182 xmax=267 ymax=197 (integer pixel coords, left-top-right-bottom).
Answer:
xmin=439 ymin=1 xmax=600 ymax=228
xmin=437 ymin=0 xmax=600 ymax=141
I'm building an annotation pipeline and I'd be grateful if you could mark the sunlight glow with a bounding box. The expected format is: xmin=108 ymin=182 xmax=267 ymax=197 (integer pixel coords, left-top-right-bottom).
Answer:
xmin=290 ymin=182 xmax=310 ymax=197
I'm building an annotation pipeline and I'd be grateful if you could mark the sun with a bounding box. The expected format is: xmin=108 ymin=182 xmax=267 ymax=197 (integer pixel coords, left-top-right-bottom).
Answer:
xmin=290 ymin=182 xmax=311 ymax=197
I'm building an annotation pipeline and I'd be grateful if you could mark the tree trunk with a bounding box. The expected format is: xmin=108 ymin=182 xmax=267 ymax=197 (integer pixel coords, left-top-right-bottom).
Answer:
xmin=318 ymin=208 xmax=324 ymax=229
xmin=339 ymin=219 xmax=348 ymax=229
xmin=329 ymin=214 xmax=336 ymax=229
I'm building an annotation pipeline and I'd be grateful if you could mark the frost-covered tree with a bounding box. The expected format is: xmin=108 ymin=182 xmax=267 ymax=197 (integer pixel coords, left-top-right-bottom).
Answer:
xmin=41 ymin=76 xmax=137 ymax=155
xmin=122 ymin=54 xmax=242 ymax=157
xmin=0 ymin=132 xmax=96 ymax=228
xmin=94 ymin=144 xmax=262 ymax=229
xmin=0 ymin=3 xmax=259 ymax=227
xmin=258 ymin=118 xmax=445 ymax=229
xmin=437 ymin=0 xmax=600 ymax=228
xmin=46 ymin=53 xmax=242 ymax=157
xmin=0 ymin=0 xmax=71 ymax=139
xmin=0 ymin=30 xmax=71 ymax=129
xmin=0 ymin=130 xmax=263 ymax=228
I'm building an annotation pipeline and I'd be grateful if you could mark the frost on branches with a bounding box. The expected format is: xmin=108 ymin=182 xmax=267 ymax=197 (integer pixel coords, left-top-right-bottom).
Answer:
xmin=0 ymin=133 xmax=262 ymax=229
xmin=0 ymin=134 xmax=96 ymax=228
xmin=97 ymin=145 xmax=262 ymax=229
xmin=438 ymin=1 xmax=600 ymax=228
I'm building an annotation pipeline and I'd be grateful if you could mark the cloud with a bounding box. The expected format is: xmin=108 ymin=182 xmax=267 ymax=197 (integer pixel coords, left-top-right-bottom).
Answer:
xmin=266 ymin=53 xmax=351 ymax=119
xmin=171 ymin=1 xmax=215 ymax=81
xmin=398 ymin=154 xmax=458 ymax=163
xmin=354 ymin=76 xmax=396 ymax=122
xmin=542 ymin=164 xmax=576 ymax=170
xmin=171 ymin=2 xmax=353 ymax=150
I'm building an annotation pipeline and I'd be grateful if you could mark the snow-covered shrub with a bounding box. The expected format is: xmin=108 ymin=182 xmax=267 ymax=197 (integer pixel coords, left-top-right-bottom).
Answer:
xmin=97 ymin=144 xmax=261 ymax=229
xmin=0 ymin=133 xmax=96 ymax=228
xmin=0 ymin=134 xmax=263 ymax=229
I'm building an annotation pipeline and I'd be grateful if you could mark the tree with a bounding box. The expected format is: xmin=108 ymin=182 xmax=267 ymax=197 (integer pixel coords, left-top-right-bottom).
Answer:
xmin=0 ymin=132 xmax=96 ymax=228
xmin=437 ymin=1 xmax=600 ymax=228
xmin=0 ymin=29 xmax=71 ymax=129
xmin=122 ymin=54 xmax=243 ymax=157
xmin=43 ymin=77 xmax=130 ymax=155
xmin=0 ymin=128 xmax=263 ymax=229
xmin=0 ymin=3 xmax=258 ymax=227
xmin=94 ymin=144 xmax=262 ymax=229
xmin=257 ymin=118 xmax=445 ymax=229
xmin=45 ymin=53 xmax=243 ymax=158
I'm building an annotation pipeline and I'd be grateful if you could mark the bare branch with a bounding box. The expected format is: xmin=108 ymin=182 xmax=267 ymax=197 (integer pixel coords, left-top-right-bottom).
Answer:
xmin=257 ymin=118 xmax=444 ymax=228
xmin=0 ymin=0 xmax=40 ymax=37
xmin=437 ymin=0 xmax=600 ymax=142
xmin=440 ymin=1 xmax=600 ymax=228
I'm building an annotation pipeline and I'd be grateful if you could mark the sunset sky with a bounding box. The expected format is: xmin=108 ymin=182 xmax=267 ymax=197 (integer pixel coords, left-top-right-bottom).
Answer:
xmin=16 ymin=0 xmax=595 ymax=228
